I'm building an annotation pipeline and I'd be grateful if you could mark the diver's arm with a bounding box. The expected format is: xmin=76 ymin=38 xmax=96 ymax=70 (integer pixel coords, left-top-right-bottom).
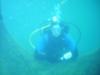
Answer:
xmin=60 ymin=34 xmax=77 ymax=61
xmin=34 ymin=32 xmax=49 ymax=56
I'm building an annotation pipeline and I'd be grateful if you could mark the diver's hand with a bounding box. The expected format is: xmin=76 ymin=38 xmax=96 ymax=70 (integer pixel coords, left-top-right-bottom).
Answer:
xmin=60 ymin=51 xmax=72 ymax=61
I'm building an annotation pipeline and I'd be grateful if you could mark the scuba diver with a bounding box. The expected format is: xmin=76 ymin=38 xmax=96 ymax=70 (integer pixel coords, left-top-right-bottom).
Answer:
xmin=29 ymin=0 xmax=79 ymax=63
xmin=33 ymin=16 xmax=78 ymax=63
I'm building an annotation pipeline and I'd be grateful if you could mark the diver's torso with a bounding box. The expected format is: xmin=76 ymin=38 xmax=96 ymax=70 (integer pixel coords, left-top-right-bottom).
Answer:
xmin=43 ymin=31 xmax=68 ymax=60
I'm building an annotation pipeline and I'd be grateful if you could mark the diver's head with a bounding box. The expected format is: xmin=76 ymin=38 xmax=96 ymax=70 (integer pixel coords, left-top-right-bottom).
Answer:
xmin=50 ymin=22 xmax=62 ymax=37
xmin=49 ymin=15 xmax=63 ymax=37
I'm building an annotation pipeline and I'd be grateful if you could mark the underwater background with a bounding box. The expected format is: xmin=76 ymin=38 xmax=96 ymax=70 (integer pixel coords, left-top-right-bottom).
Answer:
xmin=0 ymin=0 xmax=100 ymax=75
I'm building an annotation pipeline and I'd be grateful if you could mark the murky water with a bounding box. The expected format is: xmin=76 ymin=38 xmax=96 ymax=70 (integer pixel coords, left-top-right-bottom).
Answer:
xmin=0 ymin=0 xmax=100 ymax=75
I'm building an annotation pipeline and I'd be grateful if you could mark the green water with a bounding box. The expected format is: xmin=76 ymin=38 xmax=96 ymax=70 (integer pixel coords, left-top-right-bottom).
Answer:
xmin=0 ymin=0 xmax=100 ymax=75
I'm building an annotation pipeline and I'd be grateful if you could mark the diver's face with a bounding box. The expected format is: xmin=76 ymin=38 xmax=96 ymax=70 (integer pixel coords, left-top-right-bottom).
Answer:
xmin=51 ymin=24 xmax=62 ymax=37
